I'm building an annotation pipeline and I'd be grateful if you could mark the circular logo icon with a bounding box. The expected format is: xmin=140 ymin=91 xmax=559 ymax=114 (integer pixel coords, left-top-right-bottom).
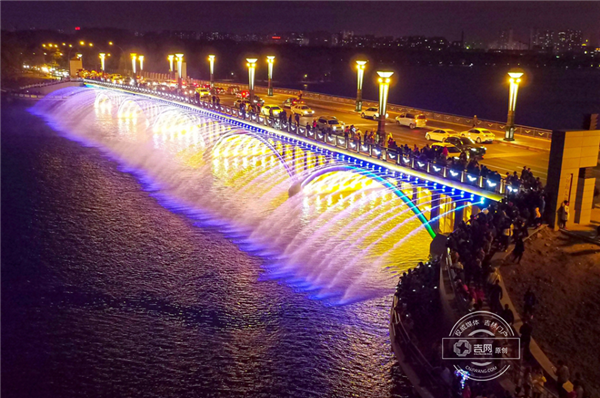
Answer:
xmin=442 ymin=311 xmax=520 ymax=382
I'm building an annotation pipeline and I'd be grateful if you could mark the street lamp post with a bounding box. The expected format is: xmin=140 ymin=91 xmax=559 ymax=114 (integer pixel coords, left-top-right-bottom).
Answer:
xmin=99 ymin=53 xmax=106 ymax=71
xmin=131 ymin=53 xmax=137 ymax=75
xmin=267 ymin=56 xmax=275 ymax=96
xmin=175 ymin=53 xmax=184 ymax=90
xmin=355 ymin=60 xmax=367 ymax=112
xmin=168 ymin=54 xmax=175 ymax=73
xmin=376 ymin=71 xmax=393 ymax=135
xmin=208 ymin=55 xmax=215 ymax=91
xmin=504 ymin=70 xmax=524 ymax=141
xmin=246 ymin=58 xmax=257 ymax=104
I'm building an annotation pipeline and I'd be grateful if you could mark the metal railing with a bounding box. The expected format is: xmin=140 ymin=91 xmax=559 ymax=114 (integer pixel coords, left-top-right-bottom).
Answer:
xmin=81 ymin=79 xmax=525 ymax=196
xmin=19 ymin=78 xmax=83 ymax=91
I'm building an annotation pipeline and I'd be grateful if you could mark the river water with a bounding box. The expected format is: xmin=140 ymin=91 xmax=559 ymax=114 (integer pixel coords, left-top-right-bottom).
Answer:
xmin=2 ymin=88 xmax=433 ymax=398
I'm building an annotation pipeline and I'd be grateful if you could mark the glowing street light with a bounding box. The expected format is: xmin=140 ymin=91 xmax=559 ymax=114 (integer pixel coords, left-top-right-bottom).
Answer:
xmin=175 ymin=53 xmax=184 ymax=78
xmin=267 ymin=56 xmax=275 ymax=96
xmin=130 ymin=53 xmax=137 ymax=74
xmin=175 ymin=53 xmax=184 ymax=90
xmin=504 ymin=70 xmax=524 ymax=141
xmin=376 ymin=71 xmax=393 ymax=135
xmin=138 ymin=55 xmax=144 ymax=71
xmin=108 ymin=41 xmax=113 ymax=46
xmin=76 ymin=53 xmax=83 ymax=59
xmin=99 ymin=53 xmax=106 ymax=71
xmin=355 ymin=60 xmax=367 ymax=112
xmin=246 ymin=58 xmax=258 ymax=103
xmin=208 ymin=55 xmax=215 ymax=90
xmin=168 ymin=54 xmax=175 ymax=72
xmin=88 ymin=43 xmax=93 ymax=47
xmin=80 ymin=41 xmax=85 ymax=46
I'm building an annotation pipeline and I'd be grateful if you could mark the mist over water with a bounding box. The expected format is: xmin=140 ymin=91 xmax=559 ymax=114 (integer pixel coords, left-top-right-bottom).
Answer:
xmin=2 ymin=86 xmax=436 ymax=397
xmin=31 ymin=86 xmax=432 ymax=303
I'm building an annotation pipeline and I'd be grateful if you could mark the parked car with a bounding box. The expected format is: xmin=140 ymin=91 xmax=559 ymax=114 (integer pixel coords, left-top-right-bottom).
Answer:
xmin=291 ymin=104 xmax=315 ymax=116
xmin=395 ymin=112 xmax=427 ymax=129
xmin=460 ymin=127 xmax=496 ymax=143
xmin=261 ymin=105 xmax=283 ymax=116
xmin=445 ymin=136 xmax=487 ymax=159
xmin=360 ymin=107 xmax=388 ymax=120
xmin=316 ymin=116 xmax=345 ymax=133
xmin=214 ymin=87 xmax=226 ymax=95
xmin=282 ymin=97 xmax=303 ymax=109
xmin=425 ymin=128 xmax=459 ymax=142
xmin=430 ymin=142 xmax=463 ymax=158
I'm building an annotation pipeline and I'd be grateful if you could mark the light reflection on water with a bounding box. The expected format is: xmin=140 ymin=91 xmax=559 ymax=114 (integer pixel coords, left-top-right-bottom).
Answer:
xmin=3 ymin=89 xmax=437 ymax=397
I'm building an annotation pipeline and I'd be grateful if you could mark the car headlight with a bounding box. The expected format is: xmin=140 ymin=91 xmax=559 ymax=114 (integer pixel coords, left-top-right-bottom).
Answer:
xmin=303 ymin=111 xmax=308 ymax=114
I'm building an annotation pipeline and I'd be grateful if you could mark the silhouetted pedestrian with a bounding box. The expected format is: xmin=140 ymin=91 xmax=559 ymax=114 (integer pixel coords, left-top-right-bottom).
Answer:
xmin=512 ymin=237 xmax=525 ymax=264
xmin=501 ymin=304 xmax=514 ymax=326
xmin=519 ymin=320 xmax=533 ymax=361
xmin=523 ymin=287 xmax=536 ymax=317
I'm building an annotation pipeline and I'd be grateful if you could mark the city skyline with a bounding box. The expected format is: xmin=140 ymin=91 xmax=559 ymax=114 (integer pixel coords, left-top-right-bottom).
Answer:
xmin=2 ymin=1 xmax=599 ymax=45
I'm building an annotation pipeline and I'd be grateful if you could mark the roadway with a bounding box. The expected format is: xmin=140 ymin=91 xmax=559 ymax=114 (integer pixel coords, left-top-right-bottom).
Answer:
xmin=215 ymin=92 xmax=552 ymax=182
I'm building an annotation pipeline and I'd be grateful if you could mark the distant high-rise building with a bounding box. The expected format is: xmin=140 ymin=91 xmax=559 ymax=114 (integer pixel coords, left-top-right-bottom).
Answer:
xmin=555 ymin=29 xmax=582 ymax=53
xmin=531 ymin=28 xmax=583 ymax=53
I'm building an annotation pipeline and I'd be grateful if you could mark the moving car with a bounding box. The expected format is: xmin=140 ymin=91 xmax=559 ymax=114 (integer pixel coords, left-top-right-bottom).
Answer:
xmin=195 ymin=88 xmax=210 ymax=97
xmin=316 ymin=116 xmax=345 ymax=133
xmin=425 ymin=128 xmax=459 ymax=142
xmin=233 ymin=99 xmax=252 ymax=109
xmin=360 ymin=107 xmax=388 ymax=120
xmin=261 ymin=105 xmax=283 ymax=116
xmin=250 ymin=95 xmax=265 ymax=106
xmin=430 ymin=142 xmax=463 ymax=158
xmin=444 ymin=136 xmax=487 ymax=159
xmin=460 ymin=128 xmax=495 ymax=143
xmin=282 ymin=97 xmax=303 ymax=109
xmin=227 ymin=86 xmax=241 ymax=95
xmin=110 ymin=74 xmax=124 ymax=84
xmin=291 ymin=104 xmax=315 ymax=116
xmin=395 ymin=112 xmax=427 ymax=129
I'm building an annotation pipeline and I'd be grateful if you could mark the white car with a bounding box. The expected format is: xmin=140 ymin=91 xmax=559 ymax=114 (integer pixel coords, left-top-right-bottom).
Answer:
xmin=460 ymin=128 xmax=495 ymax=143
xmin=261 ymin=105 xmax=283 ymax=116
xmin=316 ymin=116 xmax=345 ymax=133
xmin=360 ymin=107 xmax=387 ymax=119
xmin=425 ymin=129 xmax=459 ymax=142
xmin=291 ymin=104 xmax=315 ymax=116
xmin=396 ymin=112 xmax=427 ymax=129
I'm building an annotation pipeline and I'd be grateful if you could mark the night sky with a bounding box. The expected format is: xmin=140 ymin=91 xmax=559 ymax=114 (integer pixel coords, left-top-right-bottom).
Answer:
xmin=2 ymin=1 xmax=599 ymax=44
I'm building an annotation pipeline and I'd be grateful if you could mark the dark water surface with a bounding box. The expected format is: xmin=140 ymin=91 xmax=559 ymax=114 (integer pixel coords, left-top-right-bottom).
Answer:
xmin=1 ymin=101 xmax=415 ymax=398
